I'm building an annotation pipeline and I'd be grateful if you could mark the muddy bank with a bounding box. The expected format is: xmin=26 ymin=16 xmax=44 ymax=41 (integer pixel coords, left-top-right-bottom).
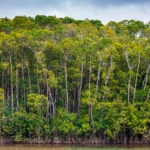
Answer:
xmin=0 ymin=137 xmax=150 ymax=145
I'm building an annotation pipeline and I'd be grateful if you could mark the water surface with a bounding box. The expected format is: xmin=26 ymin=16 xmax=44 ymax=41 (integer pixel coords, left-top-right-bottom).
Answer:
xmin=0 ymin=144 xmax=149 ymax=150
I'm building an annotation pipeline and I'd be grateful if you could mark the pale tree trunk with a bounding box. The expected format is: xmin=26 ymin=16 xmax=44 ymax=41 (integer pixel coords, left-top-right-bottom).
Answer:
xmin=77 ymin=58 xmax=84 ymax=117
xmin=133 ymin=51 xmax=140 ymax=106
xmin=21 ymin=47 xmax=26 ymax=105
xmin=35 ymin=51 xmax=55 ymax=119
xmin=102 ymin=57 xmax=113 ymax=102
xmin=88 ymin=55 xmax=94 ymax=136
xmin=47 ymin=85 xmax=55 ymax=116
xmin=24 ymin=53 xmax=32 ymax=93
xmin=124 ymin=49 xmax=133 ymax=104
xmin=95 ymin=55 xmax=101 ymax=97
xmin=142 ymin=64 xmax=150 ymax=102
xmin=88 ymin=56 xmax=92 ymax=106
xmin=42 ymin=68 xmax=55 ymax=121
xmin=21 ymin=60 xmax=26 ymax=105
xmin=77 ymin=36 xmax=84 ymax=116
xmin=36 ymin=66 xmax=40 ymax=94
xmin=41 ymin=68 xmax=55 ymax=122
xmin=16 ymin=69 xmax=19 ymax=111
xmin=64 ymin=54 xmax=69 ymax=112
xmin=27 ymin=63 xmax=32 ymax=94
xmin=142 ymin=64 xmax=150 ymax=90
xmin=28 ymin=46 xmax=56 ymax=120
xmin=9 ymin=54 xmax=14 ymax=115
xmin=128 ymin=75 xmax=132 ymax=104
xmin=46 ymin=72 xmax=50 ymax=122
xmin=146 ymin=89 xmax=150 ymax=102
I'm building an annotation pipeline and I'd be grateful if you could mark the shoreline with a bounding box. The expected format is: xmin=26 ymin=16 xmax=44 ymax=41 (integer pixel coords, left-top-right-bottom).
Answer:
xmin=0 ymin=138 xmax=150 ymax=145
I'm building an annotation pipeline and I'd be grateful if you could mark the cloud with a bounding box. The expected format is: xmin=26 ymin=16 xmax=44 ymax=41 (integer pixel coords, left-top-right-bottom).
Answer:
xmin=83 ymin=0 xmax=150 ymax=6
xmin=1 ymin=0 xmax=150 ymax=9
xmin=0 ymin=0 xmax=150 ymax=24
xmin=0 ymin=0 xmax=62 ymax=8
xmin=57 ymin=2 xmax=150 ymax=23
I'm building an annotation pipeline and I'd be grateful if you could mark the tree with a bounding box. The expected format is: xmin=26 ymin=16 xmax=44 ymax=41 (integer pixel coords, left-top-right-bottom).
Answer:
xmin=0 ymin=17 xmax=12 ymax=33
xmin=27 ymin=93 xmax=47 ymax=139
xmin=12 ymin=16 xmax=34 ymax=30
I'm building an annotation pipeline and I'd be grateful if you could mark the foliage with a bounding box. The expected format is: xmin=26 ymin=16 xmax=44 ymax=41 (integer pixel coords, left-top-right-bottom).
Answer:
xmin=0 ymin=16 xmax=150 ymax=143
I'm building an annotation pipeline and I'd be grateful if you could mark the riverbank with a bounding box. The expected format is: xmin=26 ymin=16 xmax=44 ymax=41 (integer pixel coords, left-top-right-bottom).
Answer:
xmin=0 ymin=137 xmax=150 ymax=145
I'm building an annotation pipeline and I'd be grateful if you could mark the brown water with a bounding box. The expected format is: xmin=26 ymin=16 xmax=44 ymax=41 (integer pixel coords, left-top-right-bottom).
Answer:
xmin=0 ymin=144 xmax=149 ymax=150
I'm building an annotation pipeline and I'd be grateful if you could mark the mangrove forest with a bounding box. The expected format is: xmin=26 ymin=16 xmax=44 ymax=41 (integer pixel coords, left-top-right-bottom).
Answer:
xmin=0 ymin=16 xmax=150 ymax=144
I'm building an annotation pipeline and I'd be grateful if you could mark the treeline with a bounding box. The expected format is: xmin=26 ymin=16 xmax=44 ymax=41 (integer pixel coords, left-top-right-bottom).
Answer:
xmin=0 ymin=15 xmax=150 ymax=144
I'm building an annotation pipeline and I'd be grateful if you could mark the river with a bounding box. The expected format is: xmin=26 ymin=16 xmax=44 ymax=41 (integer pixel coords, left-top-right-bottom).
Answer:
xmin=0 ymin=145 xmax=150 ymax=150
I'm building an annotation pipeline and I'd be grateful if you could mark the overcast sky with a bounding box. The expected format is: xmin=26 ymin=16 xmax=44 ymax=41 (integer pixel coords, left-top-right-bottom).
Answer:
xmin=0 ymin=0 xmax=150 ymax=24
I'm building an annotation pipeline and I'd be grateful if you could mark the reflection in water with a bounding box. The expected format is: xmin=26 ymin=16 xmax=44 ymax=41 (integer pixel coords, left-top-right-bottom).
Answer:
xmin=0 ymin=145 xmax=149 ymax=150
xmin=0 ymin=145 xmax=64 ymax=150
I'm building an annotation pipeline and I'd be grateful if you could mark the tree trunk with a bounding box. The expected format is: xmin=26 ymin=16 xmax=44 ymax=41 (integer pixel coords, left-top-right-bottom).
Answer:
xmin=21 ymin=60 xmax=26 ymax=105
xmin=146 ymin=89 xmax=150 ymax=102
xmin=9 ymin=54 xmax=14 ymax=115
xmin=46 ymin=72 xmax=50 ymax=123
xmin=48 ymin=86 xmax=55 ymax=116
xmin=64 ymin=55 xmax=69 ymax=112
xmin=142 ymin=64 xmax=150 ymax=90
xmin=24 ymin=53 xmax=32 ymax=93
xmin=88 ymin=55 xmax=94 ymax=136
xmin=102 ymin=57 xmax=113 ymax=102
xmin=95 ymin=55 xmax=101 ymax=97
xmin=124 ymin=49 xmax=133 ymax=104
xmin=42 ymin=70 xmax=55 ymax=121
xmin=133 ymin=51 xmax=140 ymax=106
xmin=33 ymin=50 xmax=55 ymax=120
xmin=27 ymin=63 xmax=32 ymax=94
xmin=77 ymin=58 xmax=84 ymax=117
xmin=128 ymin=74 xmax=132 ymax=104
xmin=16 ymin=68 xmax=19 ymax=111
xmin=37 ymin=66 xmax=40 ymax=94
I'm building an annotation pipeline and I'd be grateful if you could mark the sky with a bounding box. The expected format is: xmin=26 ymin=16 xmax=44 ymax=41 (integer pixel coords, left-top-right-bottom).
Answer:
xmin=0 ymin=0 xmax=150 ymax=24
